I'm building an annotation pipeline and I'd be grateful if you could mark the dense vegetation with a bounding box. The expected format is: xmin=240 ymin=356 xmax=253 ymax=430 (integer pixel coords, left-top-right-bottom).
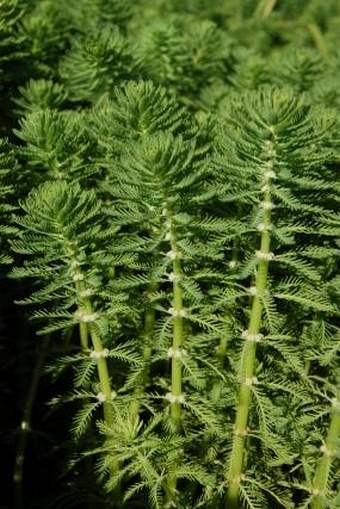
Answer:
xmin=0 ymin=1 xmax=339 ymax=508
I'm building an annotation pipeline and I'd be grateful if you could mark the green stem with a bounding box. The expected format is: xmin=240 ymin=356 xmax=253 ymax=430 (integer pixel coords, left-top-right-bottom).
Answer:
xmin=170 ymin=257 xmax=184 ymax=426
xmin=83 ymin=299 xmax=115 ymax=428
xmin=306 ymin=23 xmax=330 ymax=61
xmin=162 ymin=206 xmax=186 ymax=506
xmin=226 ymin=188 xmax=273 ymax=508
xmin=254 ymin=0 xmax=277 ymax=18
xmin=75 ymin=279 xmax=90 ymax=350
xmin=311 ymin=395 xmax=340 ymax=509
xmin=71 ymin=262 xmax=114 ymax=426
xmin=129 ymin=304 xmax=155 ymax=421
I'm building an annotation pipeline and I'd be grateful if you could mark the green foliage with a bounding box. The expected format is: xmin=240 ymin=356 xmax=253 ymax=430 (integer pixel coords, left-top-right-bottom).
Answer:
xmin=59 ymin=25 xmax=137 ymax=104
xmin=2 ymin=1 xmax=340 ymax=508
xmin=0 ymin=138 xmax=19 ymax=263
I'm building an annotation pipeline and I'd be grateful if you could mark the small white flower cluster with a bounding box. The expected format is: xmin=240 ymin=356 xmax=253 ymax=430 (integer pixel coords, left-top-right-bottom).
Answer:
xmin=168 ymin=271 xmax=181 ymax=283
xmin=79 ymin=288 xmax=93 ymax=298
xmin=168 ymin=307 xmax=187 ymax=318
xmin=74 ymin=310 xmax=99 ymax=323
xmin=257 ymin=222 xmax=274 ymax=232
xmin=244 ymin=376 xmax=259 ymax=386
xmin=72 ymin=272 xmax=84 ymax=282
xmin=167 ymin=347 xmax=187 ymax=359
xmin=229 ymin=260 xmax=237 ymax=269
xmin=248 ymin=286 xmax=258 ymax=296
xmin=261 ymin=183 xmax=272 ymax=193
xmin=234 ymin=427 xmax=249 ymax=436
xmin=232 ymin=474 xmax=246 ymax=485
xmin=331 ymin=398 xmax=340 ymax=411
xmin=165 ymin=392 xmax=185 ymax=404
xmin=241 ymin=330 xmax=263 ymax=342
xmin=263 ymin=170 xmax=277 ymax=180
xmin=260 ymin=201 xmax=275 ymax=211
xmin=166 ymin=249 xmax=182 ymax=260
xmin=256 ymin=250 xmax=275 ymax=261
xmin=263 ymin=141 xmax=276 ymax=158
xmin=320 ymin=444 xmax=334 ymax=457
xmin=70 ymin=260 xmax=82 ymax=270
xmin=165 ymin=231 xmax=174 ymax=242
xmin=96 ymin=390 xmax=117 ymax=403
xmin=310 ymin=488 xmax=325 ymax=497
xmin=90 ymin=348 xmax=110 ymax=360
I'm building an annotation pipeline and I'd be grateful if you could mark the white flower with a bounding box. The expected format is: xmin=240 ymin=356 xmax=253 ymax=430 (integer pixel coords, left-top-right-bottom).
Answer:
xmin=166 ymin=250 xmax=182 ymax=260
xmin=263 ymin=170 xmax=277 ymax=180
xmin=320 ymin=444 xmax=334 ymax=457
xmin=72 ymin=273 xmax=84 ymax=282
xmin=90 ymin=348 xmax=109 ymax=360
xmin=244 ymin=376 xmax=259 ymax=386
xmin=74 ymin=310 xmax=100 ymax=323
xmin=257 ymin=222 xmax=274 ymax=232
xmin=256 ymin=250 xmax=275 ymax=261
xmin=260 ymin=201 xmax=275 ymax=210
xmin=167 ymin=347 xmax=187 ymax=359
xmin=241 ymin=330 xmax=263 ymax=342
xmin=168 ymin=272 xmax=181 ymax=282
xmin=96 ymin=392 xmax=106 ymax=403
xmin=79 ymin=288 xmax=93 ymax=298
xmin=248 ymin=286 xmax=258 ymax=296
xmin=168 ymin=307 xmax=187 ymax=318
xmin=165 ymin=392 xmax=186 ymax=404
xmin=331 ymin=398 xmax=340 ymax=410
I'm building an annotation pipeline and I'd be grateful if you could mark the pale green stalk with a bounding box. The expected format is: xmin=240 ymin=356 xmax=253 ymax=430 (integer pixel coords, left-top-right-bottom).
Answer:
xmin=82 ymin=299 xmax=115 ymax=428
xmin=306 ymin=23 xmax=330 ymax=61
xmin=163 ymin=209 xmax=186 ymax=505
xmin=226 ymin=185 xmax=274 ymax=508
xmin=170 ymin=257 xmax=184 ymax=426
xmin=70 ymin=258 xmax=113 ymax=425
xmin=129 ymin=303 xmax=155 ymax=422
xmin=254 ymin=0 xmax=277 ymax=18
xmin=311 ymin=393 xmax=340 ymax=509
xmin=75 ymin=281 xmax=90 ymax=350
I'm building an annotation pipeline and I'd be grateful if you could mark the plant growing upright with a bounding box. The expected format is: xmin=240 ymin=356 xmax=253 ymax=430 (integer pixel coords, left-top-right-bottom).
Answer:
xmin=212 ymin=86 xmax=339 ymax=508
xmin=1 ymin=1 xmax=340 ymax=508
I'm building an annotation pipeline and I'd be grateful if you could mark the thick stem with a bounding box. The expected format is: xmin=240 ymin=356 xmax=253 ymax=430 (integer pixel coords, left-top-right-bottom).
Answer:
xmin=226 ymin=187 xmax=273 ymax=508
xmin=71 ymin=260 xmax=114 ymax=428
xmin=311 ymin=396 xmax=340 ymax=509
xmin=165 ymin=257 xmax=185 ymax=507
xmin=82 ymin=297 xmax=120 ymax=503
xmin=170 ymin=257 xmax=184 ymax=426
xmin=82 ymin=299 xmax=115 ymax=428
xmin=162 ymin=206 xmax=186 ymax=506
